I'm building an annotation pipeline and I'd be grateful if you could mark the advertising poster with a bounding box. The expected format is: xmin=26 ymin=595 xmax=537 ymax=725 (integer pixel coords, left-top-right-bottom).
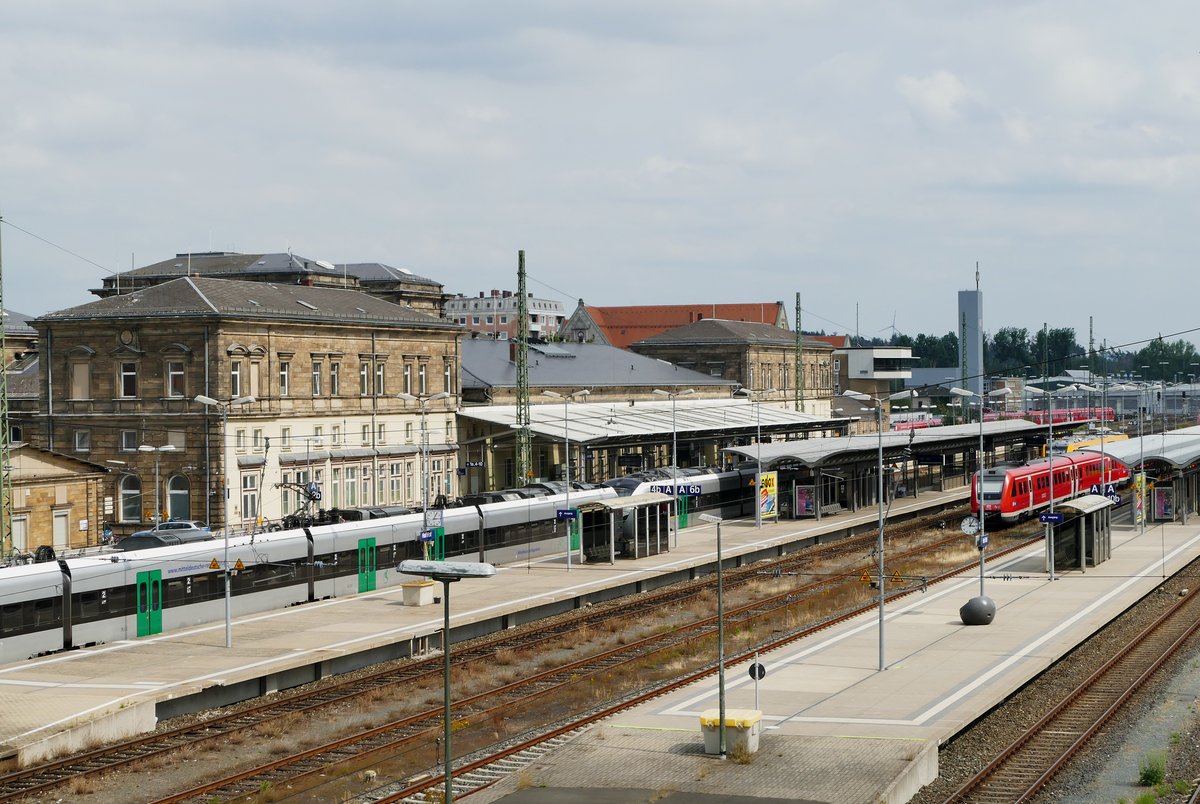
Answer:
xmin=760 ymin=471 xmax=778 ymax=519
xmin=795 ymin=486 xmax=814 ymax=516
xmin=1154 ymin=487 xmax=1174 ymax=521
xmin=1134 ymin=475 xmax=1145 ymax=527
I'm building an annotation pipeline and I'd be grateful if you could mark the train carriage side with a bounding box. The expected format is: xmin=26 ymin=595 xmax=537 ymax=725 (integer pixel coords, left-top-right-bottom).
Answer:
xmin=309 ymin=510 xmax=430 ymax=598
xmin=0 ymin=561 xmax=69 ymax=661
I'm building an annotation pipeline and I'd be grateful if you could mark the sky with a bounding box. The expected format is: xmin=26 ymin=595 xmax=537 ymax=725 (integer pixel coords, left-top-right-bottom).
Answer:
xmin=1 ymin=2 xmax=1197 ymax=354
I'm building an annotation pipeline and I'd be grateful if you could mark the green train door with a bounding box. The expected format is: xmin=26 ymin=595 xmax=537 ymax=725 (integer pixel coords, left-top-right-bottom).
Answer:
xmin=677 ymin=496 xmax=690 ymax=529
xmin=136 ymin=570 xmax=163 ymax=637
xmin=358 ymin=538 xmax=377 ymax=593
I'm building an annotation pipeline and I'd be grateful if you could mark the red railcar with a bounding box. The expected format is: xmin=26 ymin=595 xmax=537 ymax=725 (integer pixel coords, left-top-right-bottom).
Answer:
xmin=969 ymin=451 xmax=1130 ymax=523
xmin=1026 ymin=407 xmax=1114 ymax=425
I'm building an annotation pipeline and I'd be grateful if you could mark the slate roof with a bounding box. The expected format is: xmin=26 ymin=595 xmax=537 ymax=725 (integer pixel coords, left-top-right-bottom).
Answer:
xmin=107 ymin=251 xmax=442 ymax=288
xmin=579 ymin=302 xmax=787 ymax=350
xmin=38 ymin=277 xmax=461 ymax=330
xmin=3 ymin=309 xmax=36 ymax=335
xmin=461 ymin=339 xmax=737 ymax=392
xmin=631 ymin=318 xmax=830 ymax=349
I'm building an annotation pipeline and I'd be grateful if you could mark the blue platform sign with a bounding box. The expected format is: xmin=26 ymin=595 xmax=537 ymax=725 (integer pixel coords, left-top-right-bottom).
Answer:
xmin=465 ymin=461 xmax=484 ymax=468
xmin=418 ymin=529 xmax=437 ymax=542
xmin=556 ymin=509 xmax=577 ymax=520
xmin=1039 ymin=512 xmax=1064 ymax=524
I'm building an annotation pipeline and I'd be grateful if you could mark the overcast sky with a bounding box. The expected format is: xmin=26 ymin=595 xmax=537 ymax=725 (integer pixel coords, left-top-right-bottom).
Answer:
xmin=1 ymin=2 xmax=1197 ymax=353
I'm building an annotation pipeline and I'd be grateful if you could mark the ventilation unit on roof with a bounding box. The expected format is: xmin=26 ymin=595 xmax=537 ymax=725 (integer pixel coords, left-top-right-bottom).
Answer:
xmin=315 ymin=260 xmax=336 ymax=271
xmin=297 ymin=300 xmax=318 ymax=310
xmin=355 ymin=307 xmax=366 ymax=312
xmin=249 ymin=300 xmax=260 ymax=306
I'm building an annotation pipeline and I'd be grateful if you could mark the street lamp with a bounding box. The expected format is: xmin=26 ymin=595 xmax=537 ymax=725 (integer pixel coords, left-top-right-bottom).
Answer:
xmin=653 ymin=388 xmax=694 ymax=545
xmin=194 ymin=394 xmax=256 ymax=648
xmin=841 ymin=388 xmax=916 ymax=670
xmin=397 ymin=392 xmax=452 ymax=538
xmin=949 ymin=387 xmax=1011 ymax=601
xmin=137 ymin=444 xmax=176 ymax=524
xmin=399 ymin=560 xmax=497 ymax=803
xmin=542 ymin=389 xmax=590 ymax=569
xmin=697 ymin=512 xmax=726 ymax=759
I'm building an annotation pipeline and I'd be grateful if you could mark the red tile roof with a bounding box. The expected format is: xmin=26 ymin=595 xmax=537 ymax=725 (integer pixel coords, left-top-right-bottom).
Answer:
xmin=584 ymin=303 xmax=786 ymax=350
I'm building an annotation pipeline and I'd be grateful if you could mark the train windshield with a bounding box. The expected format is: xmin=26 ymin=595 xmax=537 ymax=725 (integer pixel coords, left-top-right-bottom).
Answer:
xmin=980 ymin=475 xmax=1005 ymax=501
xmin=602 ymin=477 xmax=642 ymax=497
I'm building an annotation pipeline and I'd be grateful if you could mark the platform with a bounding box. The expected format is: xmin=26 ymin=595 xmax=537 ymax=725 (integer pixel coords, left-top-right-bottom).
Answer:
xmin=476 ymin=518 xmax=1200 ymax=803
xmin=1 ymin=489 xmax=1193 ymax=804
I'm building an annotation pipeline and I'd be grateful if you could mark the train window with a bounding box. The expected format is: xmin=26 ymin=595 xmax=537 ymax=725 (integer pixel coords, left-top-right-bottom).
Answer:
xmin=77 ymin=591 xmax=101 ymax=621
xmin=33 ymin=598 xmax=58 ymax=627
xmin=1 ymin=602 xmax=27 ymax=634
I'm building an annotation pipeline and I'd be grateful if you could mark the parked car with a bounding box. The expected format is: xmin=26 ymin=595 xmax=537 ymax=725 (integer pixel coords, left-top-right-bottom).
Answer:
xmin=128 ymin=520 xmax=210 ymax=539
xmin=113 ymin=530 xmax=215 ymax=551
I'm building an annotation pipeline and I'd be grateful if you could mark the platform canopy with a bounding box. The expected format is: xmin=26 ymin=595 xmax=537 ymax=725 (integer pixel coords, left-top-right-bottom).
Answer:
xmin=724 ymin=419 xmax=1044 ymax=470
xmin=1079 ymin=426 xmax=1200 ymax=470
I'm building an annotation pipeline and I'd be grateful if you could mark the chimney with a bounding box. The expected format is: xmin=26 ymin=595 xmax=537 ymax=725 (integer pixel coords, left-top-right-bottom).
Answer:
xmin=509 ymin=341 xmax=518 ymax=363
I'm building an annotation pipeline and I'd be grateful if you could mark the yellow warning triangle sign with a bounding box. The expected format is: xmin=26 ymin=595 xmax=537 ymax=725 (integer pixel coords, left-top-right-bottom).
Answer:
xmin=892 ymin=571 xmax=901 ymax=582
xmin=210 ymin=558 xmax=220 ymax=570
xmin=234 ymin=558 xmax=246 ymax=571
xmin=860 ymin=570 xmax=871 ymax=582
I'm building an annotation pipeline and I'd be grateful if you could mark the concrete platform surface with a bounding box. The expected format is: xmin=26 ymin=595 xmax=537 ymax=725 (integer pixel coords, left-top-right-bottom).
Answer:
xmin=475 ymin=520 xmax=1200 ymax=803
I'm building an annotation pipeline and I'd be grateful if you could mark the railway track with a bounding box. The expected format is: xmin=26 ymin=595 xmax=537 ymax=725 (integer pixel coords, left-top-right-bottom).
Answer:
xmin=151 ymin=527 xmax=1037 ymax=803
xmin=938 ymin=575 xmax=1200 ymax=804
xmin=0 ymin=508 xmax=984 ymax=802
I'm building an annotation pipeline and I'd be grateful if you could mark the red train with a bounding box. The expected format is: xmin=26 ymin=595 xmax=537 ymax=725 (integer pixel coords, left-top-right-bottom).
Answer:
xmin=1025 ymin=407 xmax=1114 ymax=426
xmin=970 ymin=451 xmax=1130 ymax=523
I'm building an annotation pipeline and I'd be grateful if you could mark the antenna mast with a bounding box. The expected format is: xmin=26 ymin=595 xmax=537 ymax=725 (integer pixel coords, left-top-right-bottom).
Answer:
xmin=515 ymin=251 xmax=531 ymax=485
xmin=0 ymin=210 xmax=11 ymax=561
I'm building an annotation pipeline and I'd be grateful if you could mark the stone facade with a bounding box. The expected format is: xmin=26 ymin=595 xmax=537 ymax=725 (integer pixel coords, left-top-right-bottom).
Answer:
xmin=22 ymin=277 xmax=463 ymax=537
xmin=6 ymin=445 xmax=108 ymax=554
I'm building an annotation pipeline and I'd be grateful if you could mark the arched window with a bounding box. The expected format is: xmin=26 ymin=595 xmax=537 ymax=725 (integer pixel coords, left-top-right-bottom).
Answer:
xmin=168 ymin=475 xmax=190 ymax=521
xmin=120 ymin=475 xmax=142 ymax=523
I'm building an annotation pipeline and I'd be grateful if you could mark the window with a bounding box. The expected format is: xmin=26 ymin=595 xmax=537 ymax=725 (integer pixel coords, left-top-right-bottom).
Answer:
xmin=70 ymin=362 xmax=91 ymax=399
xmin=249 ymin=361 xmax=260 ymax=397
xmin=282 ymin=471 xmax=291 ymax=514
xmin=390 ymin=463 xmax=403 ymax=503
xmin=332 ymin=425 xmax=341 ymax=445
xmin=444 ymin=360 xmax=454 ymax=394
xmin=168 ymin=475 xmax=190 ymax=520
xmin=120 ymin=362 xmax=138 ymax=398
xmin=74 ymin=429 xmax=90 ymax=452
xmin=486 ymin=316 xmax=493 ymax=325
xmin=166 ymin=429 xmax=186 ymax=450
xmin=406 ymin=422 xmax=414 ymax=441
xmin=375 ymin=363 xmax=385 ymax=395
xmin=235 ymin=429 xmax=246 ymax=451
xmin=472 ymin=316 xmax=480 ymax=325
xmin=241 ymin=474 xmax=258 ymax=519
xmin=280 ymin=427 xmax=291 ymax=449
xmin=331 ymin=467 xmax=342 ymax=508
xmin=377 ymin=423 xmax=386 ymax=444
xmin=312 ymin=363 xmax=322 ymax=396
xmin=359 ymin=362 xmax=370 ymax=395
xmin=330 ymin=363 xmax=340 ymax=395
xmin=361 ymin=424 xmax=370 ymax=445
xmin=121 ymin=430 xmax=138 ymax=452
xmin=419 ymin=363 xmax=427 ymax=394
xmin=231 ymin=361 xmax=242 ymax=397
xmin=8 ymin=425 xmax=20 ymax=444
xmin=252 ymin=429 xmax=263 ymax=450
xmin=167 ymin=361 xmax=185 ymax=397
xmin=120 ymin=475 xmax=142 ymax=522
xmin=279 ymin=362 xmax=290 ymax=396
xmin=346 ymin=467 xmax=358 ymax=506
xmin=403 ymin=364 xmax=412 ymax=395
xmin=313 ymin=426 xmax=323 ymax=442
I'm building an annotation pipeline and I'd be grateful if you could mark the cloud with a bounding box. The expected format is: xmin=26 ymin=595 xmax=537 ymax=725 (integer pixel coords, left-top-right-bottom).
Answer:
xmin=897 ymin=70 xmax=970 ymax=125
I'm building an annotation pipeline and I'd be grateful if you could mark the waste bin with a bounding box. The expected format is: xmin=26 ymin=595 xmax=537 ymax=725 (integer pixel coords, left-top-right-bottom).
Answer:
xmin=699 ymin=709 xmax=762 ymax=755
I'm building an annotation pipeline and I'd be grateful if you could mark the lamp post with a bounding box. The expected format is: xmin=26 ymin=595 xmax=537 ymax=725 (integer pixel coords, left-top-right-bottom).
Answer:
xmin=399 ymin=560 xmax=496 ymax=803
xmin=841 ymin=388 xmax=916 ymax=670
xmin=193 ymin=394 xmax=256 ymax=648
xmin=697 ymin=512 xmax=726 ymax=758
xmin=542 ymin=390 xmax=590 ymax=569
xmin=653 ymin=388 xmax=694 ymax=545
xmin=137 ymin=444 xmax=176 ymax=524
xmin=398 ymin=392 xmax=452 ymax=537
xmin=949 ymin=387 xmax=1011 ymax=599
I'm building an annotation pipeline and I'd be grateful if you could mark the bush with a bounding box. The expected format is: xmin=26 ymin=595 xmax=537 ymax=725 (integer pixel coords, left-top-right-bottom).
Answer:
xmin=1137 ymin=750 xmax=1166 ymax=786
